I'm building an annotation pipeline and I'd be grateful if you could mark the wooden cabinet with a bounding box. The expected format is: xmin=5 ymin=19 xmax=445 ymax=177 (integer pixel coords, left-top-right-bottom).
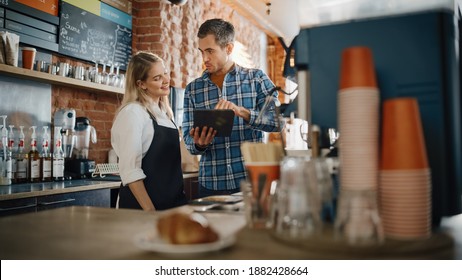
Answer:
xmin=37 ymin=189 xmax=111 ymax=211
xmin=0 ymin=197 xmax=37 ymax=216
xmin=0 ymin=188 xmax=111 ymax=216
xmin=183 ymin=175 xmax=199 ymax=201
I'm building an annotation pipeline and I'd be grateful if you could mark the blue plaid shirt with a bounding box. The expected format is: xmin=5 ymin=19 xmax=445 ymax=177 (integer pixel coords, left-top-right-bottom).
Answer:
xmin=182 ymin=64 xmax=280 ymax=191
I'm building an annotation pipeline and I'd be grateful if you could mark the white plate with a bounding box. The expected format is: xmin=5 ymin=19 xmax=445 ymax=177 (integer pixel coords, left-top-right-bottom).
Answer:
xmin=194 ymin=202 xmax=245 ymax=213
xmin=134 ymin=228 xmax=236 ymax=254
xmin=192 ymin=195 xmax=243 ymax=204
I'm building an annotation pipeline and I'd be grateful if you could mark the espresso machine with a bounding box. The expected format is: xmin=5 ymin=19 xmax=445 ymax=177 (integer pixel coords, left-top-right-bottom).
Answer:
xmin=65 ymin=117 xmax=97 ymax=178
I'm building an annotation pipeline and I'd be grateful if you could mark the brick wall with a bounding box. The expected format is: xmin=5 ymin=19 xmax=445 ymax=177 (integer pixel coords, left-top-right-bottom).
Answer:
xmin=268 ymin=36 xmax=289 ymax=104
xmin=51 ymin=0 xmax=287 ymax=164
xmin=51 ymin=85 xmax=121 ymax=164
xmin=133 ymin=0 xmax=267 ymax=88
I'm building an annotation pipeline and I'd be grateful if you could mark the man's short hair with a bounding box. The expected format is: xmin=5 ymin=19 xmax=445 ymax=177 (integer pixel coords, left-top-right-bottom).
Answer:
xmin=198 ymin=18 xmax=235 ymax=48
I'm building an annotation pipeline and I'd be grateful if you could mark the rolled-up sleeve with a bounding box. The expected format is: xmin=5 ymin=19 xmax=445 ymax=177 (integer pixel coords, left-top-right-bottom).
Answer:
xmin=111 ymin=104 xmax=153 ymax=185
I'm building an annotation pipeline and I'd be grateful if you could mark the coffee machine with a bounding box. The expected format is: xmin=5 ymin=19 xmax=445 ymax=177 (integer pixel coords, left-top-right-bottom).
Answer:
xmin=54 ymin=110 xmax=97 ymax=178
xmin=65 ymin=117 xmax=97 ymax=178
xmin=53 ymin=108 xmax=76 ymax=158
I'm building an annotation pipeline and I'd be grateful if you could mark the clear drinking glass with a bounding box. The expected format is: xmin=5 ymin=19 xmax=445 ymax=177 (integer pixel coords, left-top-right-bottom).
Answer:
xmin=241 ymin=162 xmax=281 ymax=229
xmin=334 ymin=190 xmax=384 ymax=245
xmin=308 ymin=158 xmax=335 ymax=222
xmin=274 ymin=156 xmax=322 ymax=239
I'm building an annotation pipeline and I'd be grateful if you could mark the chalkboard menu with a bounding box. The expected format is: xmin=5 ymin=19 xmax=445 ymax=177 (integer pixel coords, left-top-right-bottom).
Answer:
xmin=58 ymin=2 xmax=131 ymax=70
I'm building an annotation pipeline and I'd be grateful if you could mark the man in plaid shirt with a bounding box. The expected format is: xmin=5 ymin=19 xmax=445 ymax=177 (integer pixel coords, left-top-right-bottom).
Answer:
xmin=182 ymin=18 xmax=280 ymax=197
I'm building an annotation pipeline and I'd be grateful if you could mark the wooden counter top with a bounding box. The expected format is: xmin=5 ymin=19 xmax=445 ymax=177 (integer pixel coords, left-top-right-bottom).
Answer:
xmin=0 ymin=206 xmax=460 ymax=260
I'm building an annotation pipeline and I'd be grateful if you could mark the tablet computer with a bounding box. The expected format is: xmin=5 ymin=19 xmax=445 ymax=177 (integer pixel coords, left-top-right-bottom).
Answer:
xmin=193 ymin=109 xmax=234 ymax=137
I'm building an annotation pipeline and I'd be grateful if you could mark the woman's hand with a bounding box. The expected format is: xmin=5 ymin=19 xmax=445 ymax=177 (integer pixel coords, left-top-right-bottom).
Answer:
xmin=128 ymin=180 xmax=156 ymax=211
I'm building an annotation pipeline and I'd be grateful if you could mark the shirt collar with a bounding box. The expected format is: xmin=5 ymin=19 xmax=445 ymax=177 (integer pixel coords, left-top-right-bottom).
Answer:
xmin=201 ymin=63 xmax=240 ymax=80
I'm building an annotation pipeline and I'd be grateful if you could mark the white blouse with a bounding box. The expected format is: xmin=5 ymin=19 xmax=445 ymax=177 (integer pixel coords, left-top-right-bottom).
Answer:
xmin=111 ymin=102 xmax=177 ymax=185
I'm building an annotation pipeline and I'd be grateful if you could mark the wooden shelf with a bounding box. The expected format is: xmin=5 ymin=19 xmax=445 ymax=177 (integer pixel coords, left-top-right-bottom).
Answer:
xmin=0 ymin=64 xmax=124 ymax=95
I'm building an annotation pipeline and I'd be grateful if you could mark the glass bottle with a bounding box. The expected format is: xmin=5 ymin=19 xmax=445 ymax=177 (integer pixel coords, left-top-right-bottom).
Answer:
xmin=15 ymin=126 xmax=28 ymax=183
xmin=28 ymin=126 xmax=41 ymax=183
xmin=0 ymin=116 xmax=11 ymax=185
xmin=40 ymin=126 xmax=52 ymax=182
xmin=7 ymin=125 xmax=16 ymax=183
xmin=52 ymin=127 xmax=65 ymax=181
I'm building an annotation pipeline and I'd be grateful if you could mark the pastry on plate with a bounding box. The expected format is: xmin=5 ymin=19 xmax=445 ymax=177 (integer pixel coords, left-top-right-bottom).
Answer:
xmin=157 ymin=212 xmax=219 ymax=244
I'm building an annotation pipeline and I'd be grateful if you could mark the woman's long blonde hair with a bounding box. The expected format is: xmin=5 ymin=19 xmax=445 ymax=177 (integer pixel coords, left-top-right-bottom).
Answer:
xmin=118 ymin=51 xmax=173 ymax=119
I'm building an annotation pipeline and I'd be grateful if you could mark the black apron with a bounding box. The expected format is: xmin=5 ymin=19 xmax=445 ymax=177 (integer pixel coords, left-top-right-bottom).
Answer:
xmin=118 ymin=112 xmax=187 ymax=210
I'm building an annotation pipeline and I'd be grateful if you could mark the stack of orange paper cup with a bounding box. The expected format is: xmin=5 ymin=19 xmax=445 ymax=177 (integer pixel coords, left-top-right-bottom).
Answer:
xmin=379 ymin=97 xmax=432 ymax=240
xmin=335 ymin=46 xmax=384 ymax=245
xmin=338 ymin=46 xmax=380 ymax=191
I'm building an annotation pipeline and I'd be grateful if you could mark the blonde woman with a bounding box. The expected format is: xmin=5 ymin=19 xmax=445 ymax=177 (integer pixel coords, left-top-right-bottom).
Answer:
xmin=111 ymin=51 xmax=186 ymax=210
